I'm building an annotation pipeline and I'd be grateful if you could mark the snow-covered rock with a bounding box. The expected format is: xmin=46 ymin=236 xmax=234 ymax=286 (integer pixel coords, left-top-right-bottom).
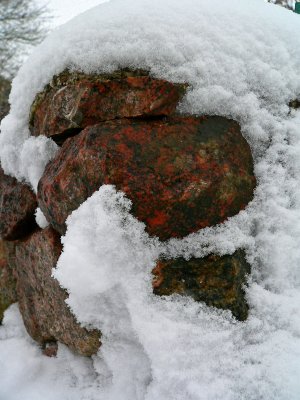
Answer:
xmin=0 ymin=0 xmax=300 ymax=399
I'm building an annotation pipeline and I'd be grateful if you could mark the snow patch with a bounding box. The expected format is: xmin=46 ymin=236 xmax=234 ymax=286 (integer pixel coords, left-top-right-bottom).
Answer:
xmin=35 ymin=208 xmax=49 ymax=229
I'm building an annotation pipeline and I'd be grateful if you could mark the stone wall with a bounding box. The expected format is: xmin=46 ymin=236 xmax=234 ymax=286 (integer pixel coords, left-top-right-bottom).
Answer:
xmin=0 ymin=70 xmax=256 ymax=357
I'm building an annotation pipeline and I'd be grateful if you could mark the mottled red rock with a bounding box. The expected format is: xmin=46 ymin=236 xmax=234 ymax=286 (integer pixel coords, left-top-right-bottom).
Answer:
xmin=14 ymin=227 xmax=101 ymax=356
xmin=0 ymin=240 xmax=17 ymax=323
xmin=30 ymin=70 xmax=186 ymax=143
xmin=38 ymin=116 xmax=256 ymax=240
xmin=0 ymin=167 xmax=37 ymax=240
xmin=152 ymin=250 xmax=251 ymax=321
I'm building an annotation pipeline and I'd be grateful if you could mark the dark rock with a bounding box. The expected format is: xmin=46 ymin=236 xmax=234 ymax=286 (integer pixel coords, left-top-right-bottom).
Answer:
xmin=0 ymin=241 xmax=17 ymax=323
xmin=29 ymin=70 xmax=186 ymax=143
xmin=152 ymin=250 xmax=251 ymax=321
xmin=14 ymin=227 xmax=101 ymax=356
xmin=38 ymin=116 xmax=256 ymax=240
xmin=42 ymin=341 xmax=58 ymax=357
xmin=0 ymin=167 xmax=37 ymax=240
xmin=0 ymin=76 xmax=10 ymax=121
xmin=289 ymin=99 xmax=300 ymax=110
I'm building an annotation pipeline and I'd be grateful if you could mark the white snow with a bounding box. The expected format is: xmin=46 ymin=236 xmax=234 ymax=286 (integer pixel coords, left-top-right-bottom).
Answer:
xmin=38 ymin=0 xmax=109 ymax=27
xmin=0 ymin=305 xmax=103 ymax=400
xmin=35 ymin=207 xmax=49 ymax=228
xmin=0 ymin=0 xmax=300 ymax=399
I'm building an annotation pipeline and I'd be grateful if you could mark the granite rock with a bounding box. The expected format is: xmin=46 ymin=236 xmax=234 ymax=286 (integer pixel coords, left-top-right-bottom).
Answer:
xmin=14 ymin=227 xmax=101 ymax=356
xmin=38 ymin=116 xmax=256 ymax=240
xmin=0 ymin=167 xmax=37 ymax=240
xmin=0 ymin=240 xmax=17 ymax=323
xmin=152 ymin=250 xmax=251 ymax=321
xmin=29 ymin=70 xmax=186 ymax=144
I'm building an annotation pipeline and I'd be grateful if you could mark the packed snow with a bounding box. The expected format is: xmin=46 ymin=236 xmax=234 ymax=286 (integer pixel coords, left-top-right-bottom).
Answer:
xmin=1 ymin=0 xmax=300 ymax=399
xmin=35 ymin=207 xmax=49 ymax=229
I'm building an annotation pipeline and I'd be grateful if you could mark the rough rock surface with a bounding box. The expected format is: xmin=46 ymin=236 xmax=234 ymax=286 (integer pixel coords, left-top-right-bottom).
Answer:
xmin=0 ymin=241 xmax=17 ymax=323
xmin=0 ymin=167 xmax=37 ymax=240
xmin=42 ymin=341 xmax=59 ymax=358
xmin=152 ymin=250 xmax=251 ymax=321
xmin=29 ymin=70 xmax=186 ymax=143
xmin=0 ymin=76 xmax=10 ymax=121
xmin=38 ymin=116 xmax=256 ymax=240
xmin=14 ymin=227 xmax=101 ymax=356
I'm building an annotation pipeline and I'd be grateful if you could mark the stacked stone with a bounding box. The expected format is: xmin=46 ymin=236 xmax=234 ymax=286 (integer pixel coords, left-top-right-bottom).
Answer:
xmin=0 ymin=70 xmax=256 ymax=358
xmin=0 ymin=167 xmax=100 ymax=356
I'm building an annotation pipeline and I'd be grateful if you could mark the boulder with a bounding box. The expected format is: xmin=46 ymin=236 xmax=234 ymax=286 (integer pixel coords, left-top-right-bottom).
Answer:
xmin=29 ymin=70 xmax=186 ymax=144
xmin=14 ymin=227 xmax=101 ymax=356
xmin=0 ymin=241 xmax=17 ymax=323
xmin=38 ymin=116 xmax=256 ymax=240
xmin=152 ymin=250 xmax=251 ymax=321
xmin=0 ymin=167 xmax=37 ymax=240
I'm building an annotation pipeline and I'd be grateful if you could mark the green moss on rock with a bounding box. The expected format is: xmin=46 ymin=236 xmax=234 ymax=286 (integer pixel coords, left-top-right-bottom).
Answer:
xmin=153 ymin=250 xmax=251 ymax=321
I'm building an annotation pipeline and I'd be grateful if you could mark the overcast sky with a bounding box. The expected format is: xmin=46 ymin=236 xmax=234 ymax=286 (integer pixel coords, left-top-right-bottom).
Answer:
xmin=40 ymin=0 xmax=108 ymax=26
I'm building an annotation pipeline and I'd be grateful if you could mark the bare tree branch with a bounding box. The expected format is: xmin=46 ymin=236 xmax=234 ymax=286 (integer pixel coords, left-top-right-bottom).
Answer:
xmin=0 ymin=0 xmax=50 ymax=78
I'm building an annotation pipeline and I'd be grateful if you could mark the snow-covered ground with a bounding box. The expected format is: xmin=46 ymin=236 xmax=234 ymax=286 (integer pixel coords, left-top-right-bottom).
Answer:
xmin=1 ymin=0 xmax=300 ymax=399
